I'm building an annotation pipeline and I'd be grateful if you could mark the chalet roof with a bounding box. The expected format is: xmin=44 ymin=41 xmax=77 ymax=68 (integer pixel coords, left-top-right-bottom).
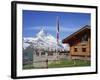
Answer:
xmin=62 ymin=25 xmax=90 ymax=43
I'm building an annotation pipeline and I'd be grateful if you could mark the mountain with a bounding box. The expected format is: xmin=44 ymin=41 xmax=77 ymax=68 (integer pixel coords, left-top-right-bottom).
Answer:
xmin=23 ymin=28 xmax=67 ymax=51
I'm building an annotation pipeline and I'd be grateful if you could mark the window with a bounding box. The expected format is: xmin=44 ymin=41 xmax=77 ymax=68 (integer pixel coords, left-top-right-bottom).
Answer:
xmin=48 ymin=52 xmax=53 ymax=56
xmin=36 ymin=52 xmax=39 ymax=56
xmin=81 ymin=34 xmax=88 ymax=42
xmin=59 ymin=53 xmax=62 ymax=55
xmin=74 ymin=48 xmax=77 ymax=52
xmin=41 ymin=52 xmax=45 ymax=55
xmin=82 ymin=48 xmax=86 ymax=52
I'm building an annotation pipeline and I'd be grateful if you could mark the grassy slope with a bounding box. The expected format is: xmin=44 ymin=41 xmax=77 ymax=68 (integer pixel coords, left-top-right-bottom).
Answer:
xmin=23 ymin=59 xmax=90 ymax=69
xmin=48 ymin=59 xmax=90 ymax=68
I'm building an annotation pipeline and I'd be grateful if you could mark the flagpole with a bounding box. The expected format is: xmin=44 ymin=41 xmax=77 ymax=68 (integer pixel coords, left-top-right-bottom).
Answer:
xmin=56 ymin=16 xmax=59 ymax=61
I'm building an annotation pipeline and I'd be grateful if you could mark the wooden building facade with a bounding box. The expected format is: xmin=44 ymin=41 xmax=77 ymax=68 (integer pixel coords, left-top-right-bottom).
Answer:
xmin=62 ymin=25 xmax=91 ymax=60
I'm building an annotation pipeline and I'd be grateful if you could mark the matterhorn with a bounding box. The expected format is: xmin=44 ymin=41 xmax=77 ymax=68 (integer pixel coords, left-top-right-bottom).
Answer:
xmin=23 ymin=28 xmax=67 ymax=51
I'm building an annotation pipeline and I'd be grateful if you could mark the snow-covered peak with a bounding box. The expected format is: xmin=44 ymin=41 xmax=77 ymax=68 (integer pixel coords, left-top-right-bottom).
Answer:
xmin=23 ymin=28 xmax=68 ymax=51
xmin=24 ymin=37 xmax=34 ymax=42
xmin=36 ymin=28 xmax=47 ymax=38
xmin=46 ymin=33 xmax=56 ymax=43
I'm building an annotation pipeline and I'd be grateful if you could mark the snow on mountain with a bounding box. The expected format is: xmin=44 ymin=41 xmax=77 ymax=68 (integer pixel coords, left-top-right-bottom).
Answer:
xmin=23 ymin=28 xmax=67 ymax=51
xmin=36 ymin=28 xmax=47 ymax=38
xmin=23 ymin=42 xmax=30 ymax=50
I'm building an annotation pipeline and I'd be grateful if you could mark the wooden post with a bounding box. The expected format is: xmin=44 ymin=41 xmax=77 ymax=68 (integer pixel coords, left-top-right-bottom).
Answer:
xmin=46 ymin=59 xmax=48 ymax=68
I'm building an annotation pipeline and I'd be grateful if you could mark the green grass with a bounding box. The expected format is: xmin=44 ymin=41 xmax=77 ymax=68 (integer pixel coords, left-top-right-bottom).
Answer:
xmin=23 ymin=59 xmax=91 ymax=69
xmin=48 ymin=59 xmax=91 ymax=68
xmin=23 ymin=64 xmax=34 ymax=69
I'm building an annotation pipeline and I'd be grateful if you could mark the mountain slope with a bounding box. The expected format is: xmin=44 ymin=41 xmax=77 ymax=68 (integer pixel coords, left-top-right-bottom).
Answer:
xmin=23 ymin=28 xmax=67 ymax=51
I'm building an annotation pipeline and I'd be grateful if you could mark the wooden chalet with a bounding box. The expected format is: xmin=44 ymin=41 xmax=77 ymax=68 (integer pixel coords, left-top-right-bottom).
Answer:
xmin=62 ymin=25 xmax=91 ymax=60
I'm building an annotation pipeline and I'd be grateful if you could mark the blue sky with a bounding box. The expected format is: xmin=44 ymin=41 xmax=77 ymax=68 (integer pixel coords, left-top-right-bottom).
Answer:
xmin=23 ymin=10 xmax=90 ymax=40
